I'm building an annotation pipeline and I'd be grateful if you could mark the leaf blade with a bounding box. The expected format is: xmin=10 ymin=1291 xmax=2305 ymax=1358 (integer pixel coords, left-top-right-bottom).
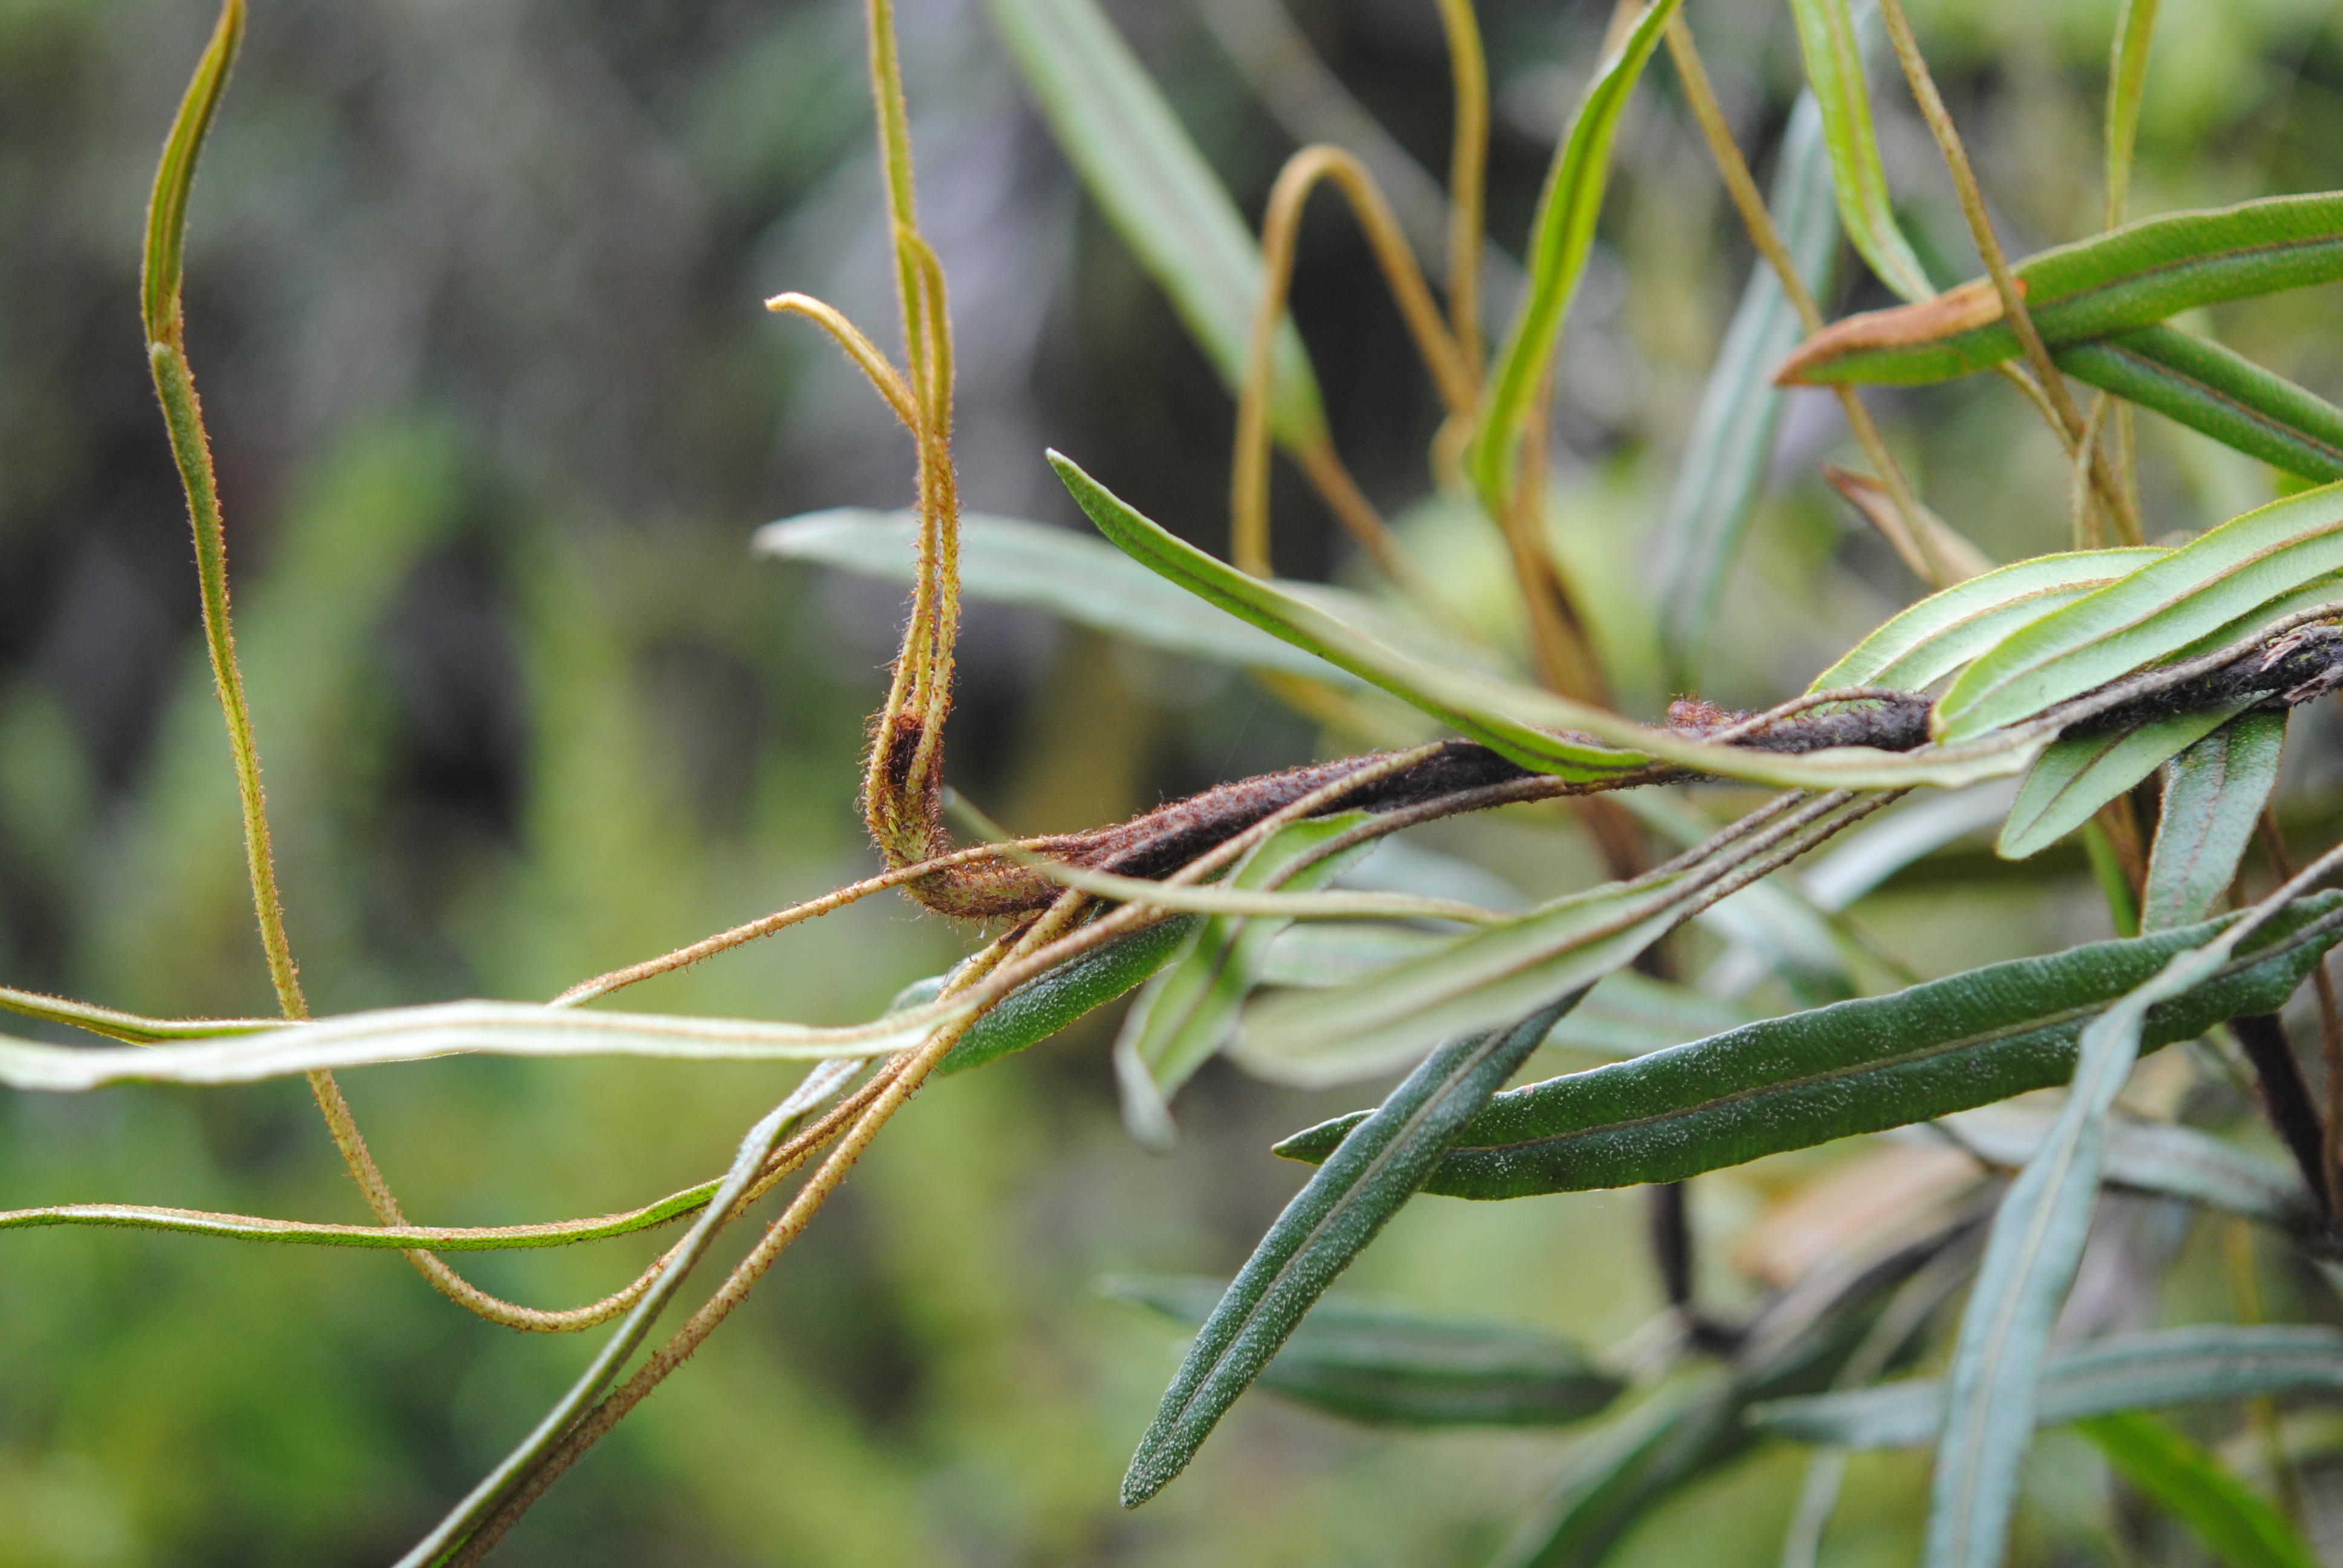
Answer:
xmin=2076 ymin=1412 xmax=2322 ymax=1568
xmin=1995 ymin=704 xmax=2254 ymax=861
xmin=2058 ymin=325 xmax=2343 ymax=483
xmin=2141 ymin=710 xmax=2289 ymax=931
xmin=1465 ymin=0 xmax=1682 ymax=508
xmin=1935 ymin=482 xmax=2343 ymax=741
xmin=1657 ymin=90 xmax=1841 ymax=671
xmin=983 ymin=0 xmax=1327 ymax=448
xmin=1786 ymin=0 xmax=1933 ymax=301
xmin=1119 ymin=990 xmax=1585 ymax=1506
xmin=1273 ymin=898 xmax=2343 ymax=1198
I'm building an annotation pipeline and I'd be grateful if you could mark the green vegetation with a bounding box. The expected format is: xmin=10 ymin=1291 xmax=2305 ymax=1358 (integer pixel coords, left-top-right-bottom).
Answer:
xmin=13 ymin=0 xmax=2343 ymax=1563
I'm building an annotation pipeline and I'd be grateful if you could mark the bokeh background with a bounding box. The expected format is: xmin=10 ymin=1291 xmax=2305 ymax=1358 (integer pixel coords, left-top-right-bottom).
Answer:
xmin=7 ymin=0 xmax=2343 ymax=1562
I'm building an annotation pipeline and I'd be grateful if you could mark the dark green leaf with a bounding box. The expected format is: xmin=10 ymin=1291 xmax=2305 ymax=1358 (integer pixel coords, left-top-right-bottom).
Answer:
xmin=2058 ymin=325 xmax=2343 ymax=483
xmin=1274 ymin=898 xmax=2343 ymax=1198
xmin=1119 ymin=990 xmax=1585 ymax=1507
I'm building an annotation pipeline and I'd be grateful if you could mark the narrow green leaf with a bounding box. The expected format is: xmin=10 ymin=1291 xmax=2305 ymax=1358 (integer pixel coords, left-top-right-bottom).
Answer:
xmin=1936 ymin=1105 xmax=2313 ymax=1229
xmin=2142 ymin=710 xmax=2288 ymax=931
xmin=1465 ymin=0 xmax=1682 ymax=508
xmin=1658 ymin=91 xmax=1841 ymax=671
xmin=143 ymin=0 xmax=244 ymax=345
xmin=982 ymin=0 xmax=1326 ymax=449
xmin=1786 ymin=0 xmax=1933 ymax=301
xmin=1750 ymin=1324 xmax=2343 ymax=1448
xmin=2076 ymin=1412 xmax=2322 ymax=1568
xmin=1256 ymin=923 xmax=1452 ymax=987
xmin=758 ymin=509 xmax=1360 ymax=682
xmin=1935 ymin=482 xmax=2343 ymax=741
xmin=401 ymin=1059 xmax=863 ymax=1564
xmin=1778 ymin=192 xmax=2343 ymax=386
xmin=2103 ymin=0 xmax=2159 ymax=228
xmin=0 ymin=985 xmax=280 ymax=1045
xmin=1099 ymin=1274 xmax=1622 ymax=1427
xmin=1052 ymin=450 xmax=2044 ymax=789
xmin=1996 ymin=703 xmax=2253 ymax=860
xmin=1237 ymin=874 xmax=1698 ymax=1085
xmin=937 ymin=917 xmax=1196 ymax=1077
xmin=2058 ymin=325 xmax=2343 ymax=483
xmin=1924 ymin=906 xmax=2285 ymax=1568
xmin=1273 ymin=898 xmax=2343 ymax=1197
xmin=1807 ymin=548 xmax=2165 ymax=694
xmin=1496 ymin=1229 xmax=1947 ymax=1568
xmin=1114 ymin=817 xmax=1373 ymax=1147
xmin=1119 ymin=990 xmax=1584 ymax=1507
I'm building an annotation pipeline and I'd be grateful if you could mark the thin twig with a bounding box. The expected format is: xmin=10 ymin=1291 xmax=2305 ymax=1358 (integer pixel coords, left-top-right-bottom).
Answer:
xmin=1432 ymin=0 xmax=1487 ymax=371
xmin=1663 ymin=15 xmax=1950 ymax=587
xmin=1872 ymin=0 xmax=2143 ymax=545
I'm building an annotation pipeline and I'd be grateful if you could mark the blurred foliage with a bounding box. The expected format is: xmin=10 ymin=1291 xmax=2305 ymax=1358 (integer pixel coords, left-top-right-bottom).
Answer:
xmin=9 ymin=0 xmax=2343 ymax=1563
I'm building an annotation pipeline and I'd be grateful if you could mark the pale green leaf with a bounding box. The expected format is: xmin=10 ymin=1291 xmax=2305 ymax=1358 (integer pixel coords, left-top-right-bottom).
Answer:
xmin=1996 ymin=704 xmax=2254 ymax=861
xmin=2141 ymin=710 xmax=2288 ymax=932
xmin=983 ymin=0 xmax=1326 ymax=448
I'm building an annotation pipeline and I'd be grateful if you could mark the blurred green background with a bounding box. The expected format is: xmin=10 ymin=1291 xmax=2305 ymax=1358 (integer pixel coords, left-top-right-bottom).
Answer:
xmin=7 ymin=0 xmax=2343 ymax=1562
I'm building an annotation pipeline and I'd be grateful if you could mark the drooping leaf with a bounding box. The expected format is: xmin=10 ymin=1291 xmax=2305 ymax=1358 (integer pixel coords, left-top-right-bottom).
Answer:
xmin=1934 ymin=482 xmax=2343 ymax=741
xmin=2057 ymin=325 xmax=2343 ymax=483
xmin=1923 ymin=905 xmax=2284 ymax=1568
xmin=1051 ymin=450 xmax=2044 ymax=789
xmin=1996 ymin=703 xmax=2254 ymax=860
xmin=1785 ymin=0 xmax=1933 ymax=301
xmin=1119 ymin=991 xmax=1584 ymax=1507
xmin=1099 ymin=1274 xmax=1623 ymax=1427
xmin=1777 ymin=192 xmax=2343 ymax=387
xmin=1114 ymin=815 xmax=1374 ymax=1147
xmin=982 ymin=0 xmax=1326 ymax=448
xmin=1657 ymin=90 xmax=1841 ymax=671
xmin=2141 ymin=709 xmax=2289 ymax=931
xmin=2075 ymin=1412 xmax=2322 ymax=1568
xmin=1273 ymin=898 xmax=2343 ymax=1198
xmin=1807 ymin=547 xmax=2165 ymax=694
xmin=1465 ymin=0 xmax=1682 ymax=509
xmin=1749 ymin=1324 xmax=2343 ymax=1448
xmin=1933 ymin=1105 xmax=2314 ymax=1229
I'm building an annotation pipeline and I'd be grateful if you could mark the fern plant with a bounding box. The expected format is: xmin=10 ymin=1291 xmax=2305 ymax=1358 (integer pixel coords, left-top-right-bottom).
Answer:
xmin=12 ymin=0 xmax=2343 ymax=1562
